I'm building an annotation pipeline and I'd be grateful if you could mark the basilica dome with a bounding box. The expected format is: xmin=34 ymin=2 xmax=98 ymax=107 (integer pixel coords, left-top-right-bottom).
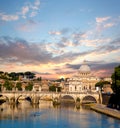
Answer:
xmin=79 ymin=61 xmax=91 ymax=73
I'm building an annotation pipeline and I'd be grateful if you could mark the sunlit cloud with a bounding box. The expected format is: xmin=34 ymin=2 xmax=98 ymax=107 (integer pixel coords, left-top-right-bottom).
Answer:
xmin=95 ymin=16 xmax=117 ymax=34
xmin=21 ymin=6 xmax=29 ymax=18
xmin=80 ymin=38 xmax=111 ymax=47
xmin=48 ymin=31 xmax=62 ymax=35
xmin=0 ymin=35 xmax=119 ymax=78
xmin=96 ymin=16 xmax=111 ymax=23
xmin=103 ymin=23 xmax=115 ymax=28
xmin=0 ymin=13 xmax=19 ymax=21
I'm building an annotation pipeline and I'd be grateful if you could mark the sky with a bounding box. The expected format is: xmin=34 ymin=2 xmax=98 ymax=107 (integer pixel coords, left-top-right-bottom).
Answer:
xmin=0 ymin=0 xmax=120 ymax=79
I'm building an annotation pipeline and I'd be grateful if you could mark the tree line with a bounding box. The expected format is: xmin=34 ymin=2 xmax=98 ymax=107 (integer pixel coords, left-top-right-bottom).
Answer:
xmin=0 ymin=71 xmax=35 ymax=81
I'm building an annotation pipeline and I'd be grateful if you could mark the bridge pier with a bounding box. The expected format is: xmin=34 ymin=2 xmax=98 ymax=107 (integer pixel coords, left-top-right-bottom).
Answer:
xmin=9 ymin=97 xmax=16 ymax=105
xmin=53 ymin=97 xmax=60 ymax=105
xmin=31 ymin=96 xmax=39 ymax=104
xmin=75 ymin=97 xmax=80 ymax=108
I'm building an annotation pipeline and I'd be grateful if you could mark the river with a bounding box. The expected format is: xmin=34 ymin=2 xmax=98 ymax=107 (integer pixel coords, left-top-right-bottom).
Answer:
xmin=0 ymin=101 xmax=120 ymax=128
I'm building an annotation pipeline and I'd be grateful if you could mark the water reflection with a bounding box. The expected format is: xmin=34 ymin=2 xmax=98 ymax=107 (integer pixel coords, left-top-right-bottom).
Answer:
xmin=0 ymin=100 xmax=120 ymax=128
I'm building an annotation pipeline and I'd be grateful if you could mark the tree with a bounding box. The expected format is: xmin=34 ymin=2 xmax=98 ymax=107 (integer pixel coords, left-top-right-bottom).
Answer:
xmin=111 ymin=65 xmax=120 ymax=94
xmin=16 ymin=82 xmax=22 ymax=91
xmin=0 ymin=71 xmax=4 ymax=75
xmin=24 ymin=71 xmax=35 ymax=79
xmin=25 ymin=82 xmax=33 ymax=91
xmin=3 ymin=80 xmax=13 ymax=90
xmin=8 ymin=72 xmax=19 ymax=81
xmin=37 ymin=77 xmax=42 ymax=81
xmin=95 ymin=81 xmax=110 ymax=90
xmin=49 ymin=85 xmax=61 ymax=92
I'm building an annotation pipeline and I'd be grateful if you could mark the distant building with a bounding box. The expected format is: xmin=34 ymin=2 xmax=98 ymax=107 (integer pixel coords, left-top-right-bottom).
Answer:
xmin=68 ymin=61 xmax=100 ymax=92
xmin=41 ymin=80 xmax=49 ymax=91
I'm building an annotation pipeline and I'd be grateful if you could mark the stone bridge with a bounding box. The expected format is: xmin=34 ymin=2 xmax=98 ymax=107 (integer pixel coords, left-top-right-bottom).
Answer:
xmin=0 ymin=91 xmax=102 ymax=105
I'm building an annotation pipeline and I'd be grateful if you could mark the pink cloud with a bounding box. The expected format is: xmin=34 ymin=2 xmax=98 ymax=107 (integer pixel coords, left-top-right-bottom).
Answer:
xmin=0 ymin=13 xmax=19 ymax=21
xmin=96 ymin=16 xmax=111 ymax=23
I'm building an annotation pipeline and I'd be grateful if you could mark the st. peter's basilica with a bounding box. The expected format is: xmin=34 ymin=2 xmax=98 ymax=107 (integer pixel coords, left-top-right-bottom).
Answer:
xmin=68 ymin=61 xmax=100 ymax=92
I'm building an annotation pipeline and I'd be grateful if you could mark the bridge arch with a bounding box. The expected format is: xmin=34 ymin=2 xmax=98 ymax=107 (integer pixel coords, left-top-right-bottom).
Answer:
xmin=16 ymin=95 xmax=32 ymax=104
xmin=61 ymin=95 xmax=75 ymax=103
xmin=0 ymin=95 xmax=9 ymax=103
xmin=81 ymin=95 xmax=97 ymax=104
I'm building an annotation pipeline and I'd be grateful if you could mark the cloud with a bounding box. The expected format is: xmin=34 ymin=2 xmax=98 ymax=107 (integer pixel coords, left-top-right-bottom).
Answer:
xmin=20 ymin=0 xmax=40 ymax=18
xmin=91 ymin=62 xmax=119 ymax=77
xmin=0 ymin=36 xmax=87 ymax=65
xmin=48 ymin=31 xmax=61 ymax=35
xmin=95 ymin=38 xmax=120 ymax=54
xmin=0 ymin=36 xmax=52 ymax=64
xmin=33 ymin=71 xmax=52 ymax=75
xmin=47 ymin=26 xmax=120 ymax=58
xmin=65 ymin=61 xmax=119 ymax=77
xmin=18 ymin=20 xmax=38 ymax=32
xmin=72 ymin=32 xmax=87 ymax=40
xmin=0 ymin=35 xmax=119 ymax=78
xmin=80 ymin=38 xmax=111 ymax=47
xmin=33 ymin=0 xmax=40 ymax=9
xmin=57 ymin=37 xmax=73 ymax=48
xmin=48 ymin=28 xmax=70 ymax=36
xmin=30 ymin=11 xmax=38 ymax=17
xmin=96 ymin=17 xmax=111 ymax=23
xmin=0 ymin=13 xmax=19 ymax=21
xmin=0 ymin=0 xmax=40 ymax=21
xmin=21 ymin=6 xmax=29 ymax=18
xmin=29 ymin=0 xmax=40 ymax=17
xmin=103 ymin=23 xmax=114 ymax=28
xmin=95 ymin=16 xmax=116 ymax=34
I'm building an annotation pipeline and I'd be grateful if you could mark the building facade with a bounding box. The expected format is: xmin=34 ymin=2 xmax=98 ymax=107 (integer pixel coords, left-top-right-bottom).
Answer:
xmin=68 ymin=61 xmax=100 ymax=92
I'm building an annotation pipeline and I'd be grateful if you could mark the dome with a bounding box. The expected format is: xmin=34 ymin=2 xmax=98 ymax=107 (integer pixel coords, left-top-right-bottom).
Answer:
xmin=79 ymin=61 xmax=91 ymax=73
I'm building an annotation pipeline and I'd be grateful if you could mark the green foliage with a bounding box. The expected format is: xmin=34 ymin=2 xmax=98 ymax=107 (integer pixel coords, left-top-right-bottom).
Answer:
xmin=0 ymin=72 xmax=9 ymax=80
xmin=24 ymin=72 xmax=35 ymax=79
xmin=8 ymin=72 xmax=19 ymax=81
xmin=95 ymin=81 xmax=110 ymax=89
xmin=0 ymin=71 xmax=4 ymax=74
xmin=37 ymin=77 xmax=42 ymax=81
xmin=54 ymin=78 xmax=65 ymax=82
xmin=16 ymin=82 xmax=22 ymax=91
xmin=111 ymin=65 xmax=120 ymax=94
xmin=3 ymin=80 xmax=13 ymax=90
xmin=49 ymin=85 xmax=61 ymax=92
xmin=0 ymin=71 xmax=35 ymax=81
xmin=49 ymin=85 xmax=56 ymax=91
xmin=25 ymin=82 xmax=33 ymax=91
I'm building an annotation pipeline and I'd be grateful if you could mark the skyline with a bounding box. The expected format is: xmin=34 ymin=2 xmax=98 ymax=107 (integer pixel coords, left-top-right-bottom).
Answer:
xmin=0 ymin=0 xmax=120 ymax=79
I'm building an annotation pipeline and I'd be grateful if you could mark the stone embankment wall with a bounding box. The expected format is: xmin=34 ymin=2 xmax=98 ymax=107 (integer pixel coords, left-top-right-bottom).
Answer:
xmin=91 ymin=104 xmax=120 ymax=119
xmin=102 ymin=94 xmax=111 ymax=105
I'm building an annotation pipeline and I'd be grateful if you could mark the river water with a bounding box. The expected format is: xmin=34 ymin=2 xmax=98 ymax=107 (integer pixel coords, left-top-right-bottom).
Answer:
xmin=0 ymin=101 xmax=120 ymax=128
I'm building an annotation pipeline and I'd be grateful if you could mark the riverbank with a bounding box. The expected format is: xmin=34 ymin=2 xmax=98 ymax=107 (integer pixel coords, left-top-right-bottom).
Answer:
xmin=91 ymin=104 xmax=120 ymax=119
